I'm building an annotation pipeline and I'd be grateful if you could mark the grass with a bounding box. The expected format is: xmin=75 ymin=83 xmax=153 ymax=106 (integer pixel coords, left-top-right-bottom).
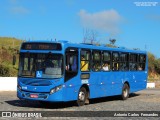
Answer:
xmin=0 ymin=37 xmax=23 ymax=77
xmin=0 ymin=37 xmax=23 ymax=47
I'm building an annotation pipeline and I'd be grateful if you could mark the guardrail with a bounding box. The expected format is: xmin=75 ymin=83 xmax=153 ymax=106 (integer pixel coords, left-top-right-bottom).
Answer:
xmin=147 ymin=82 xmax=155 ymax=88
xmin=0 ymin=77 xmax=17 ymax=91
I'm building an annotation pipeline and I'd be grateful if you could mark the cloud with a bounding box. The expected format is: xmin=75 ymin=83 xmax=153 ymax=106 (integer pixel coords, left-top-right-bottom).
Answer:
xmin=10 ymin=6 xmax=29 ymax=15
xmin=78 ymin=9 xmax=123 ymax=35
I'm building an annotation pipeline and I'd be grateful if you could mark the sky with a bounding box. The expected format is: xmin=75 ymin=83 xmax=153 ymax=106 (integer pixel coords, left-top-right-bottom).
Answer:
xmin=0 ymin=0 xmax=160 ymax=57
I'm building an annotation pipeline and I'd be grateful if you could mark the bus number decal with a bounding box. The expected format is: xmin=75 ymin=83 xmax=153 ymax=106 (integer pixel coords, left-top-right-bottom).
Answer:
xmin=81 ymin=79 xmax=89 ymax=84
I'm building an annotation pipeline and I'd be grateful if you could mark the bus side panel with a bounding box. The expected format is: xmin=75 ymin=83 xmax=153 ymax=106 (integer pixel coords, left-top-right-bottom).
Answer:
xmin=108 ymin=72 xmax=124 ymax=96
xmin=63 ymin=76 xmax=81 ymax=101
xmin=134 ymin=71 xmax=147 ymax=92
xmin=89 ymin=72 xmax=119 ymax=98
xmin=89 ymin=72 xmax=123 ymax=98
xmin=87 ymin=72 xmax=101 ymax=98
xmin=128 ymin=71 xmax=147 ymax=93
xmin=127 ymin=72 xmax=137 ymax=93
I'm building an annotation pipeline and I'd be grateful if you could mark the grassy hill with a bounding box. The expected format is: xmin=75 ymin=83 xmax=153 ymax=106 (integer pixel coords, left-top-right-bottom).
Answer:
xmin=0 ymin=37 xmax=23 ymax=76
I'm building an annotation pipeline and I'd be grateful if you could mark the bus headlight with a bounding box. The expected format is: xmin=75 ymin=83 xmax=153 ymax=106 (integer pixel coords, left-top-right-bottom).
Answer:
xmin=50 ymin=85 xmax=62 ymax=95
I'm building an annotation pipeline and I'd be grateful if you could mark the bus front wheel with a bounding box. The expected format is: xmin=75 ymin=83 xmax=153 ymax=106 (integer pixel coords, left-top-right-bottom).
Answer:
xmin=77 ymin=87 xmax=87 ymax=106
xmin=122 ymin=83 xmax=129 ymax=100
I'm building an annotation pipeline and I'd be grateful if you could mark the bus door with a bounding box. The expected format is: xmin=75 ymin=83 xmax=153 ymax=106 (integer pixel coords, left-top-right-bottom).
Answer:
xmin=64 ymin=48 xmax=78 ymax=101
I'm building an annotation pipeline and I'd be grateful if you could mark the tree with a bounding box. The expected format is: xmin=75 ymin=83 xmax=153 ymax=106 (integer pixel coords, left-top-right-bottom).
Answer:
xmin=83 ymin=28 xmax=98 ymax=44
xmin=109 ymin=39 xmax=116 ymax=45
xmin=106 ymin=38 xmax=117 ymax=48
xmin=148 ymin=52 xmax=156 ymax=74
xmin=155 ymin=58 xmax=160 ymax=74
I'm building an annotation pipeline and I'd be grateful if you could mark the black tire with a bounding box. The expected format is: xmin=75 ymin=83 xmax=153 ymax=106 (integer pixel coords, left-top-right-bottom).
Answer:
xmin=77 ymin=87 xmax=87 ymax=106
xmin=122 ymin=83 xmax=129 ymax=100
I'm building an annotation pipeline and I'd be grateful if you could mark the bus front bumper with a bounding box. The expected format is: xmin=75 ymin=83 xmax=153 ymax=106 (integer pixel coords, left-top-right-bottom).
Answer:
xmin=17 ymin=89 xmax=63 ymax=102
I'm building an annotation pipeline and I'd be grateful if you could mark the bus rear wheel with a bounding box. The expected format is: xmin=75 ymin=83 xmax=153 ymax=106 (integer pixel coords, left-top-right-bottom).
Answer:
xmin=77 ymin=87 xmax=87 ymax=106
xmin=122 ymin=83 xmax=129 ymax=100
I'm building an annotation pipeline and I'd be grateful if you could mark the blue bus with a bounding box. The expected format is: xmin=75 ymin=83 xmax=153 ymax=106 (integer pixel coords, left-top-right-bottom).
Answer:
xmin=17 ymin=40 xmax=148 ymax=106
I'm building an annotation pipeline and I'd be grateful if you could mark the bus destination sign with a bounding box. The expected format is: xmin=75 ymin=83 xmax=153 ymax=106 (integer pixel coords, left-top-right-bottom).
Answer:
xmin=21 ymin=43 xmax=62 ymax=50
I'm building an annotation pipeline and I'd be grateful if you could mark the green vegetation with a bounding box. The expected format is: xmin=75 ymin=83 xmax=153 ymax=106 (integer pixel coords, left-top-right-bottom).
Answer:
xmin=148 ymin=52 xmax=160 ymax=80
xmin=0 ymin=37 xmax=23 ymax=76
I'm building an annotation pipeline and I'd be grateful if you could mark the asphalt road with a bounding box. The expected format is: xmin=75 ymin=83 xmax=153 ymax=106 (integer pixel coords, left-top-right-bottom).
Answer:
xmin=0 ymin=89 xmax=160 ymax=119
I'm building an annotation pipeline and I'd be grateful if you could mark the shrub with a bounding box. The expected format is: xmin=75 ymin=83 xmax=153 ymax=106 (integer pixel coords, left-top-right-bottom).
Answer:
xmin=0 ymin=64 xmax=10 ymax=77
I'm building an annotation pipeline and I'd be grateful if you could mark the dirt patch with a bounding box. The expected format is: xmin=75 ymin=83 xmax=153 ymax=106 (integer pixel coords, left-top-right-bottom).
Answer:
xmin=155 ymin=81 xmax=160 ymax=88
xmin=0 ymin=91 xmax=16 ymax=96
xmin=140 ymin=97 xmax=160 ymax=103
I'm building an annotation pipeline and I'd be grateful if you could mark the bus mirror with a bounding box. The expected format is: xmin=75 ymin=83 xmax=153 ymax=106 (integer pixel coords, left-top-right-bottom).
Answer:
xmin=13 ymin=55 xmax=16 ymax=65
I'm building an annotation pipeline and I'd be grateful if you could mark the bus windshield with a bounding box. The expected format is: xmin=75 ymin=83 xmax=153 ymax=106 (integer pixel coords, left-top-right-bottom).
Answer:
xmin=18 ymin=53 xmax=63 ymax=79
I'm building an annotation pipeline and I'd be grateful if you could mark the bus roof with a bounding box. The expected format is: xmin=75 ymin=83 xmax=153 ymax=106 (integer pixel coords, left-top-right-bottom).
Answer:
xmin=22 ymin=40 xmax=147 ymax=54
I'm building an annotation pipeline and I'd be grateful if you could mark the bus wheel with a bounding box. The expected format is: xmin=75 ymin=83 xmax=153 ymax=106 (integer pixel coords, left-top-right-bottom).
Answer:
xmin=77 ymin=87 xmax=87 ymax=106
xmin=122 ymin=83 xmax=129 ymax=100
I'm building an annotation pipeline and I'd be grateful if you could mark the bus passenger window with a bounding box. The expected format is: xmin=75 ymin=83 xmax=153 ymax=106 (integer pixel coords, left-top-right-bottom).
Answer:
xmin=81 ymin=50 xmax=90 ymax=71
xmin=138 ymin=65 xmax=143 ymax=71
xmin=113 ymin=62 xmax=118 ymax=71
xmin=92 ymin=51 xmax=101 ymax=72
xmin=93 ymin=62 xmax=101 ymax=71
xmin=102 ymin=62 xmax=110 ymax=71
xmin=138 ymin=55 xmax=146 ymax=71
xmin=102 ymin=51 xmax=111 ymax=71
xmin=112 ymin=52 xmax=119 ymax=71
xmin=129 ymin=63 xmax=137 ymax=71
xmin=119 ymin=53 xmax=129 ymax=71
xmin=129 ymin=54 xmax=138 ymax=71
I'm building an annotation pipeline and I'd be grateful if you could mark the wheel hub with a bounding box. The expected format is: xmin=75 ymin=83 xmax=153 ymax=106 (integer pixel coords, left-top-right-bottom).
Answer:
xmin=79 ymin=91 xmax=85 ymax=101
xmin=123 ymin=89 xmax=128 ymax=97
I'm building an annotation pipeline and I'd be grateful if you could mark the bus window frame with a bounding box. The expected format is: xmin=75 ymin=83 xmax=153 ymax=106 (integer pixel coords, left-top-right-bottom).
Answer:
xmin=112 ymin=52 xmax=119 ymax=71
xmin=119 ymin=52 xmax=129 ymax=71
xmin=138 ymin=54 xmax=146 ymax=71
xmin=92 ymin=50 xmax=101 ymax=72
xmin=129 ymin=53 xmax=138 ymax=71
xmin=80 ymin=49 xmax=91 ymax=72
xmin=102 ymin=51 xmax=111 ymax=72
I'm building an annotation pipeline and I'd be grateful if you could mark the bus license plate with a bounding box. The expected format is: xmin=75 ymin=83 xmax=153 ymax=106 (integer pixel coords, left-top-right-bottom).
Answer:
xmin=30 ymin=94 xmax=38 ymax=98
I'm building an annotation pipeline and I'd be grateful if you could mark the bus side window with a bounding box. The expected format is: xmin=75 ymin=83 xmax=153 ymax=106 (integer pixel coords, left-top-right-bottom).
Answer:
xmin=129 ymin=54 xmax=138 ymax=71
xmin=119 ymin=53 xmax=129 ymax=71
xmin=81 ymin=50 xmax=90 ymax=71
xmin=138 ymin=55 xmax=146 ymax=71
xmin=102 ymin=51 xmax=111 ymax=71
xmin=112 ymin=52 xmax=119 ymax=71
xmin=92 ymin=51 xmax=101 ymax=72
